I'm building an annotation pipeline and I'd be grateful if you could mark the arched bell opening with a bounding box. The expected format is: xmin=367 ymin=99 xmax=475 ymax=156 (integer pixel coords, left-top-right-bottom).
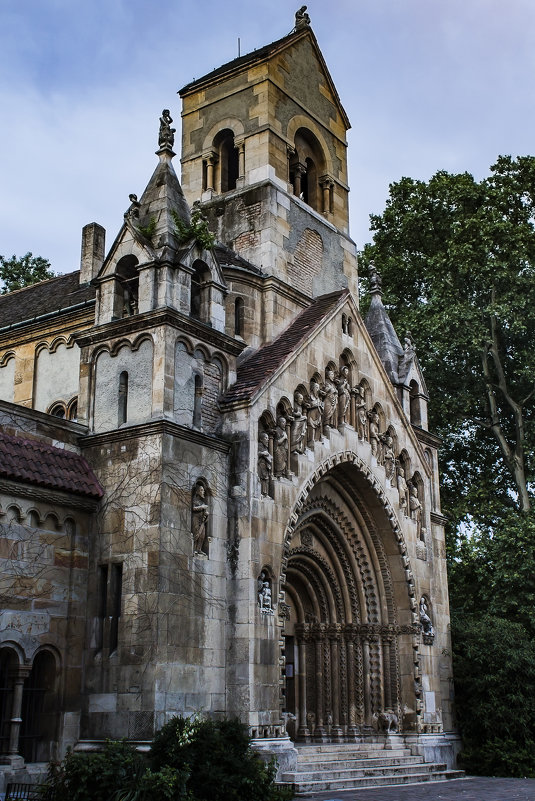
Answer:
xmin=280 ymin=458 xmax=419 ymax=742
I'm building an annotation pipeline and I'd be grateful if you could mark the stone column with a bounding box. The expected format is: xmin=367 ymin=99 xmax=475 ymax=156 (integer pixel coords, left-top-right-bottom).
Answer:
xmin=2 ymin=666 xmax=31 ymax=766
xmin=296 ymin=631 xmax=310 ymax=741
xmin=314 ymin=628 xmax=326 ymax=740
xmin=293 ymin=163 xmax=306 ymax=197
xmin=362 ymin=637 xmax=371 ymax=725
xmin=319 ymin=176 xmax=334 ymax=216
xmin=330 ymin=625 xmax=343 ymax=741
xmin=235 ymin=138 xmax=246 ymax=180
xmin=204 ymin=151 xmax=218 ymax=192
xmin=346 ymin=628 xmax=358 ymax=738
xmin=382 ymin=638 xmax=392 ymax=709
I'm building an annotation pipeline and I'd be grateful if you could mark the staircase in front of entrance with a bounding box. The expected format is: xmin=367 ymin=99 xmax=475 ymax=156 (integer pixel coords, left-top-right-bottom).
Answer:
xmin=279 ymin=741 xmax=465 ymax=794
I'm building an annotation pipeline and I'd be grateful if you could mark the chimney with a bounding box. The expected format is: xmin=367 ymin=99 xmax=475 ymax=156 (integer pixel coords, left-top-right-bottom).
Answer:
xmin=80 ymin=222 xmax=105 ymax=284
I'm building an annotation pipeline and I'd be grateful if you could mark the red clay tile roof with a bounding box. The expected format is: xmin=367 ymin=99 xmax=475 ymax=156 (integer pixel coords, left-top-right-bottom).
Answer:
xmin=0 ymin=271 xmax=95 ymax=331
xmin=221 ymin=290 xmax=348 ymax=406
xmin=0 ymin=432 xmax=103 ymax=498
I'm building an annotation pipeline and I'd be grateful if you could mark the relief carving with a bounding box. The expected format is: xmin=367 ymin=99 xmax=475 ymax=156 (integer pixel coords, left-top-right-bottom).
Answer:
xmin=382 ymin=434 xmax=396 ymax=483
xmin=258 ymin=571 xmax=274 ymax=614
xmin=336 ymin=366 xmax=351 ymax=426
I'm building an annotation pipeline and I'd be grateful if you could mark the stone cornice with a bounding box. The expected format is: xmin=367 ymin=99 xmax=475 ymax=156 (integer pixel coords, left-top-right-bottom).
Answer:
xmin=0 ymin=478 xmax=100 ymax=512
xmin=75 ymin=308 xmax=245 ymax=356
xmin=80 ymin=418 xmax=232 ymax=454
xmin=412 ymin=426 xmax=442 ymax=448
xmin=430 ymin=511 xmax=448 ymax=527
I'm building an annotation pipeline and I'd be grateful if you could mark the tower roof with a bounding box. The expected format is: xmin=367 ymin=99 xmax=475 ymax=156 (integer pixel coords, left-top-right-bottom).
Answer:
xmin=179 ymin=23 xmax=350 ymax=130
xmin=364 ymin=262 xmax=406 ymax=384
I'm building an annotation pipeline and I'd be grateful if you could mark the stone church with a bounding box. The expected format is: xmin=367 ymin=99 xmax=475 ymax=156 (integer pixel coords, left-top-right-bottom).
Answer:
xmin=0 ymin=8 xmax=459 ymax=790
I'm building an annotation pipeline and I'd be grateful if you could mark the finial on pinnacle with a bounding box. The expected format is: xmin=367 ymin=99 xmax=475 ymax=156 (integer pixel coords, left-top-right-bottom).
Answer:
xmin=295 ymin=6 xmax=310 ymax=30
xmin=368 ymin=260 xmax=382 ymax=294
xmin=158 ymin=109 xmax=175 ymax=150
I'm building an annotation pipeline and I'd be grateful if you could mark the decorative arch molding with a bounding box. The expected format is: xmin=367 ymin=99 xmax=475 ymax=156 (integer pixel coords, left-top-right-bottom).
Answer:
xmin=0 ymin=350 xmax=16 ymax=367
xmin=202 ymin=117 xmax=245 ymax=153
xmin=286 ymin=115 xmax=334 ymax=176
xmin=281 ymin=450 xmax=417 ymax=625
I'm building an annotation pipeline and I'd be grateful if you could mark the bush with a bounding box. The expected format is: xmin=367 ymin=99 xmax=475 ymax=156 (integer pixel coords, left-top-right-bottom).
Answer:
xmin=150 ymin=715 xmax=292 ymax=801
xmin=452 ymin=613 xmax=535 ymax=777
xmin=41 ymin=740 xmax=146 ymax=801
xmin=41 ymin=717 xmax=292 ymax=801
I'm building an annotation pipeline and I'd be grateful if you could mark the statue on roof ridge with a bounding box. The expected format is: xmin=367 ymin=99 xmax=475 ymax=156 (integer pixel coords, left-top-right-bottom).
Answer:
xmin=158 ymin=109 xmax=176 ymax=149
xmin=295 ymin=5 xmax=310 ymax=30
xmin=368 ymin=260 xmax=382 ymax=293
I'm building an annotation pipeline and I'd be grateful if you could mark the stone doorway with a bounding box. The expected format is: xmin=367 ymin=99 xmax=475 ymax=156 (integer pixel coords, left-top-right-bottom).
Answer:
xmin=280 ymin=459 xmax=418 ymax=742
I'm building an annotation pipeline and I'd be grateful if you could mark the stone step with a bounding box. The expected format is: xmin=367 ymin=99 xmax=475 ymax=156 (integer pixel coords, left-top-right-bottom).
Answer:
xmin=291 ymin=754 xmax=422 ymax=771
xmin=295 ymin=742 xmax=411 ymax=755
xmin=288 ymin=769 xmax=465 ymax=794
xmin=281 ymin=759 xmax=437 ymax=781
xmin=295 ymin=748 xmax=412 ymax=762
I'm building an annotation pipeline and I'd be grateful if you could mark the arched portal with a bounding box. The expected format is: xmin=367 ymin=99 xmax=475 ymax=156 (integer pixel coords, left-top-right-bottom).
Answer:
xmin=281 ymin=458 xmax=418 ymax=742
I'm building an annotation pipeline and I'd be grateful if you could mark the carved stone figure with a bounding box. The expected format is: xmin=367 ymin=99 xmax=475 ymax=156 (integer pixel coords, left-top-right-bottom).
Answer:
xmin=397 ymin=463 xmax=408 ymax=513
xmin=321 ymin=369 xmax=338 ymax=430
xmin=257 ymin=432 xmax=272 ymax=497
xmin=191 ymin=483 xmax=209 ymax=554
xmin=374 ymin=709 xmax=399 ymax=733
xmin=355 ymin=386 xmax=368 ymax=440
xmin=382 ymin=434 xmax=396 ymax=483
xmin=258 ymin=571 xmax=272 ymax=612
xmin=336 ymin=366 xmax=351 ymax=425
xmin=307 ymin=381 xmax=323 ymax=443
xmin=420 ymin=597 xmax=435 ymax=641
xmin=124 ymin=193 xmax=140 ymax=220
xmin=295 ymin=5 xmax=310 ymax=29
xmin=291 ymin=392 xmax=308 ymax=453
xmin=273 ymin=416 xmax=289 ymax=477
xmin=158 ymin=109 xmax=176 ymax=149
xmin=409 ymin=482 xmax=423 ymax=537
xmin=368 ymin=411 xmax=381 ymax=458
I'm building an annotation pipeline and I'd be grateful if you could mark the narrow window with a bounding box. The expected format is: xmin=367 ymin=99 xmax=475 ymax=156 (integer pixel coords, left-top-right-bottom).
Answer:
xmin=219 ymin=131 xmax=239 ymax=192
xmin=48 ymin=402 xmax=66 ymax=418
xmin=234 ymin=297 xmax=244 ymax=337
xmin=118 ymin=371 xmax=128 ymax=425
xmin=193 ymin=374 xmax=203 ymax=429
xmin=97 ymin=564 xmax=108 ymax=651
xmin=109 ymin=563 xmax=123 ymax=654
xmin=409 ymin=380 xmax=421 ymax=426
xmin=190 ymin=270 xmax=202 ymax=318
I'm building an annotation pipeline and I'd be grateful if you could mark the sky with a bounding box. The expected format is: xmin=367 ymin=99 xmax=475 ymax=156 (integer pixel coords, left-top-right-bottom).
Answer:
xmin=1 ymin=0 xmax=535 ymax=276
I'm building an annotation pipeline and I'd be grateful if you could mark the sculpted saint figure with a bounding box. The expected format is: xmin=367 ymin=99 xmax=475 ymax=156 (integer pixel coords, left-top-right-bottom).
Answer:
xmin=409 ymin=483 xmax=423 ymax=537
xmin=158 ymin=109 xmax=176 ymax=149
xmin=258 ymin=571 xmax=272 ymax=611
xmin=382 ymin=434 xmax=396 ymax=482
xmin=307 ymin=381 xmax=323 ymax=444
xmin=397 ymin=464 xmax=408 ymax=513
xmin=295 ymin=5 xmax=310 ymax=28
xmin=258 ymin=432 xmax=272 ymax=497
xmin=321 ymin=369 xmax=338 ymax=430
xmin=273 ymin=416 xmax=289 ymax=477
xmin=191 ymin=484 xmax=209 ymax=554
xmin=291 ymin=392 xmax=308 ymax=453
xmin=336 ymin=366 xmax=351 ymax=425
xmin=419 ymin=596 xmax=434 ymax=637
xmin=355 ymin=386 xmax=368 ymax=440
xmin=368 ymin=411 xmax=381 ymax=458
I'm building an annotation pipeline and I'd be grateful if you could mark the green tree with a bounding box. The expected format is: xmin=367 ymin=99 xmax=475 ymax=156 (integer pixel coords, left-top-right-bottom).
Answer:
xmin=360 ymin=156 xmax=535 ymax=529
xmin=0 ymin=252 xmax=55 ymax=294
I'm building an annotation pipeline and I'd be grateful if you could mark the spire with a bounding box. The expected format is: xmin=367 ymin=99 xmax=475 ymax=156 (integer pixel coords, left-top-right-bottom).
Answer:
xmin=364 ymin=261 xmax=405 ymax=384
xmin=129 ymin=110 xmax=191 ymax=256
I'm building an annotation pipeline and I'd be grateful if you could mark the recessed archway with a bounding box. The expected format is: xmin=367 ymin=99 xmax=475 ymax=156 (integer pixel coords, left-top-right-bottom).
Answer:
xmin=280 ymin=456 xmax=419 ymax=741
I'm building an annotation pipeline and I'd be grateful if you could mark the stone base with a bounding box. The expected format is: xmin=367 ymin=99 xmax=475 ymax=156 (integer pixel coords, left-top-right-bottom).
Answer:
xmin=251 ymin=736 xmax=298 ymax=779
xmin=0 ymin=762 xmax=48 ymax=795
xmin=403 ymin=731 xmax=462 ymax=770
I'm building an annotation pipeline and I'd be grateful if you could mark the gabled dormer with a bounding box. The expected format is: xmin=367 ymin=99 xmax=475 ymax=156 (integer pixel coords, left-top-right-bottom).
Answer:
xmin=93 ymin=115 xmax=226 ymax=331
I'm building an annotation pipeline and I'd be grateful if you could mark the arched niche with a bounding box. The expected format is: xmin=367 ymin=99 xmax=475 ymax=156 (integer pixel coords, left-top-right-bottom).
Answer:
xmin=20 ymin=649 xmax=60 ymax=762
xmin=289 ymin=128 xmax=327 ymax=213
xmin=115 ymin=255 xmax=139 ymax=318
xmin=213 ymin=128 xmax=239 ymax=193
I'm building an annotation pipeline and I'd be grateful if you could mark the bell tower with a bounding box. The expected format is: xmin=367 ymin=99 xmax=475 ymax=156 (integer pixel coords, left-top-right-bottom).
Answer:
xmin=179 ymin=8 xmax=358 ymax=300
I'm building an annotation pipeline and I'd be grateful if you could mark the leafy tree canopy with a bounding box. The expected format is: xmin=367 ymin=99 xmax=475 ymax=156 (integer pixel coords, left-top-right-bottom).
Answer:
xmin=360 ymin=156 xmax=535 ymax=531
xmin=0 ymin=252 xmax=55 ymax=294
